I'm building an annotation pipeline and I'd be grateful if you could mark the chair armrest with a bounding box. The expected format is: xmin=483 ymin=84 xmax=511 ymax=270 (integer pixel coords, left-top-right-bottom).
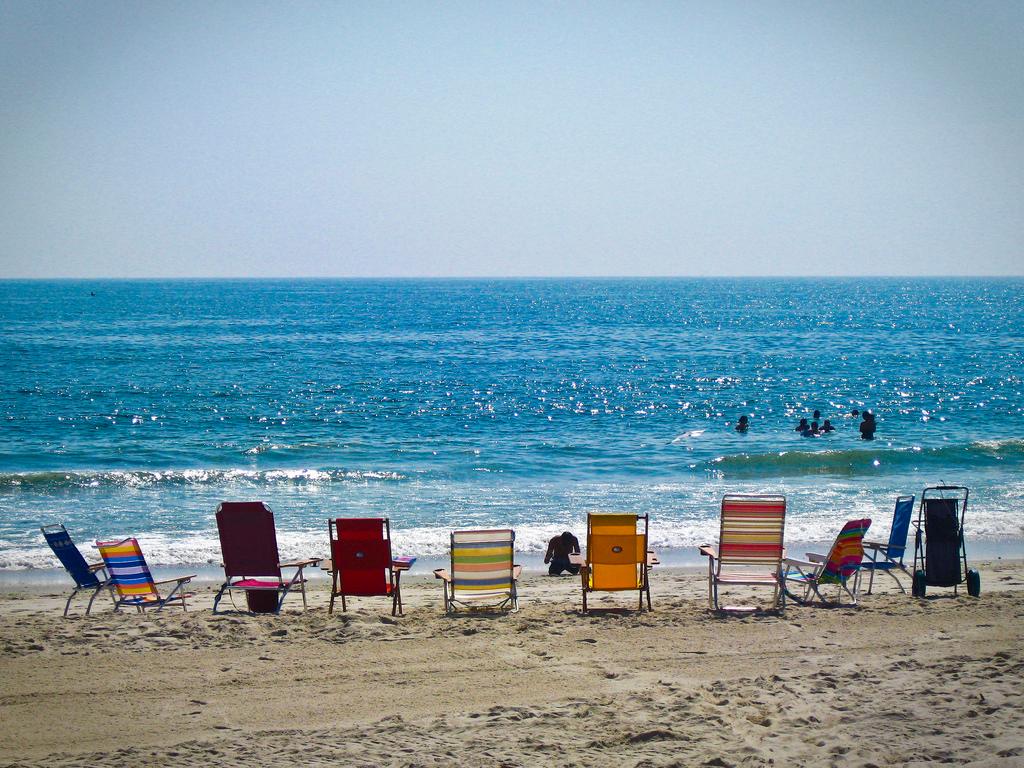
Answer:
xmin=512 ymin=564 xmax=523 ymax=580
xmin=805 ymin=552 xmax=826 ymax=563
xmin=862 ymin=541 xmax=887 ymax=551
xmin=568 ymin=553 xmax=585 ymax=566
xmin=279 ymin=558 xmax=320 ymax=569
xmin=153 ymin=575 xmax=196 ymax=585
xmin=698 ymin=545 xmax=717 ymax=559
xmin=784 ymin=557 xmax=818 ymax=569
xmin=646 ymin=551 xmax=659 ymax=566
xmin=433 ymin=568 xmax=451 ymax=583
xmin=88 ymin=561 xmax=106 ymax=572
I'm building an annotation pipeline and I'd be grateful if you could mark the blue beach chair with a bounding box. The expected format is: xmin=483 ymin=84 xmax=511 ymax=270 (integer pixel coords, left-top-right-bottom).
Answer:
xmin=859 ymin=495 xmax=915 ymax=594
xmin=41 ymin=523 xmax=115 ymax=617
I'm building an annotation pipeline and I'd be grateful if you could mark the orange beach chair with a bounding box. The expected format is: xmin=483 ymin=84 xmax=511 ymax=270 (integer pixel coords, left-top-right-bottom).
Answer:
xmin=578 ymin=513 xmax=655 ymax=614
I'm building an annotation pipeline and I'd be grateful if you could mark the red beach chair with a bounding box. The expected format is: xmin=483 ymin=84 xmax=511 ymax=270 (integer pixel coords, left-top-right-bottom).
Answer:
xmin=328 ymin=517 xmax=406 ymax=616
xmin=213 ymin=501 xmax=319 ymax=614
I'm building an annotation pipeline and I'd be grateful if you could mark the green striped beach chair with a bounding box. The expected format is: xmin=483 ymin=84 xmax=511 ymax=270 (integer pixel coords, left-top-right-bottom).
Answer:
xmin=699 ymin=494 xmax=787 ymax=612
xmin=433 ymin=529 xmax=521 ymax=614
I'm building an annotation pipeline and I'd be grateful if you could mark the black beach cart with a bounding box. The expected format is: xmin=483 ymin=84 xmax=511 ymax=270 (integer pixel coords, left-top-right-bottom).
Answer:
xmin=911 ymin=485 xmax=980 ymax=598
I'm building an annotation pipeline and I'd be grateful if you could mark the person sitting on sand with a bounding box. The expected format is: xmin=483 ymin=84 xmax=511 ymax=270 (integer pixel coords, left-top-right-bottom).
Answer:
xmin=544 ymin=531 xmax=581 ymax=576
xmin=795 ymin=418 xmax=809 ymax=432
xmin=735 ymin=415 xmax=749 ymax=433
xmin=859 ymin=411 xmax=876 ymax=439
xmin=820 ymin=419 xmax=836 ymax=433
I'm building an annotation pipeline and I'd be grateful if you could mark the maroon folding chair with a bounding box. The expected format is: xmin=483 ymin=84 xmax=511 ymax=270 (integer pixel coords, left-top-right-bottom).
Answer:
xmin=328 ymin=518 xmax=404 ymax=616
xmin=213 ymin=501 xmax=319 ymax=614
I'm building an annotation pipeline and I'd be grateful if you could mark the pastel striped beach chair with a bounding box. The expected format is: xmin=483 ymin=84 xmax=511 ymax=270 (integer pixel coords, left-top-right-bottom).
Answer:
xmin=42 ymin=523 xmax=115 ymax=617
xmin=433 ymin=529 xmax=521 ymax=614
xmin=860 ymin=495 xmax=915 ymax=594
xmin=95 ymin=538 xmax=195 ymax=612
xmin=579 ymin=513 xmax=655 ymax=614
xmin=783 ymin=518 xmax=872 ymax=605
xmin=699 ymin=494 xmax=787 ymax=612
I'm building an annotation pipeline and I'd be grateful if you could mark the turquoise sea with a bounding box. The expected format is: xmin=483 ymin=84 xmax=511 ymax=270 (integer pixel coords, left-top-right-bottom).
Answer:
xmin=2 ymin=278 xmax=1022 ymax=575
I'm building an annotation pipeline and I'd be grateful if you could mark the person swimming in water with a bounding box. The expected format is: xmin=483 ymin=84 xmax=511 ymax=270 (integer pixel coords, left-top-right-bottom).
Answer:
xmin=821 ymin=419 xmax=836 ymax=433
xmin=859 ymin=411 xmax=876 ymax=439
xmin=736 ymin=415 xmax=749 ymax=433
xmin=795 ymin=418 xmax=808 ymax=432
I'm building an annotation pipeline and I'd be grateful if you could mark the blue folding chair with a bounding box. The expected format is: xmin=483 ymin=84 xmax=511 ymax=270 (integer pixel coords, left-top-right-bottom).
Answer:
xmin=858 ymin=495 xmax=915 ymax=594
xmin=41 ymin=523 xmax=114 ymax=616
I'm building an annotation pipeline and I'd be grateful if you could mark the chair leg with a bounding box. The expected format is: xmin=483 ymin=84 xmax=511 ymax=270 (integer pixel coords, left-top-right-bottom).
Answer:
xmin=887 ymin=565 xmax=909 ymax=594
xmin=212 ymin=583 xmax=228 ymax=614
xmin=63 ymin=588 xmax=78 ymax=618
xmin=707 ymin=559 xmax=715 ymax=609
xmin=86 ymin=586 xmax=104 ymax=616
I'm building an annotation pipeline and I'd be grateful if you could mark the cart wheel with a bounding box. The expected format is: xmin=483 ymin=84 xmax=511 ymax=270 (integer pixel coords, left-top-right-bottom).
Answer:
xmin=912 ymin=570 xmax=927 ymax=598
xmin=967 ymin=569 xmax=981 ymax=597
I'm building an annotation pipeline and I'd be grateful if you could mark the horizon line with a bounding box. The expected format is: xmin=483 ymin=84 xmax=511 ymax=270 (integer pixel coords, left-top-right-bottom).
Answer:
xmin=1 ymin=274 xmax=1022 ymax=282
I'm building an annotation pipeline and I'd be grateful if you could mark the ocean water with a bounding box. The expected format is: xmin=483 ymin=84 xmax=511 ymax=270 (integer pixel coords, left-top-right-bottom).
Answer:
xmin=2 ymin=278 xmax=1023 ymax=573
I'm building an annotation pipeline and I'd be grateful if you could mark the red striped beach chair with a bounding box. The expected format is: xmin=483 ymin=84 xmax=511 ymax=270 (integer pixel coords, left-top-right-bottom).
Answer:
xmin=95 ymin=538 xmax=195 ymax=612
xmin=433 ymin=529 xmax=521 ymax=614
xmin=699 ymin=494 xmax=786 ymax=612
xmin=783 ymin=518 xmax=872 ymax=605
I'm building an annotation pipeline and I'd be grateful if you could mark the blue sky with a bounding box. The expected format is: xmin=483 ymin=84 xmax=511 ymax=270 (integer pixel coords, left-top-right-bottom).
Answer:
xmin=1 ymin=1 xmax=1021 ymax=278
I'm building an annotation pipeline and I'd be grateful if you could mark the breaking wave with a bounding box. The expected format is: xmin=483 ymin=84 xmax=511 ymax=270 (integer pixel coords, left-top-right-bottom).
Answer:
xmin=0 ymin=468 xmax=407 ymax=490
xmin=706 ymin=439 xmax=1024 ymax=477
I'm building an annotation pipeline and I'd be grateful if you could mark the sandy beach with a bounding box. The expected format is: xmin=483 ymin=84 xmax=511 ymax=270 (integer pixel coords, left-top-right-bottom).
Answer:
xmin=1 ymin=562 xmax=1022 ymax=767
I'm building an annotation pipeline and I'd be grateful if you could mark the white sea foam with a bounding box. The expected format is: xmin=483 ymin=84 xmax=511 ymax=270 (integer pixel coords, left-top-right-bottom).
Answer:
xmin=11 ymin=503 xmax=1024 ymax=572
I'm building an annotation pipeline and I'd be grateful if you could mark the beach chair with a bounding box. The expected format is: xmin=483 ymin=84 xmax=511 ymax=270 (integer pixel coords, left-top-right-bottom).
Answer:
xmin=41 ymin=523 xmax=115 ymax=617
xmin=213 ymin=501 xmax=319 ymax=614
xmin=699 ymin=494 xmax=786 ymax=612
xmin=859 ymin=495 xmax=915 ymax=594
xmin=783 ymin=518 xmax=871 ymax=605
xmin=579 ymin=513 xmax=654 ymax=614
xmin=328 ymin=517 xmax=404 ymax=616
xmin=434 ymin=529 xmax=520 ymax=614
xmin=95 ymin=538 xmax=195 ymax=612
